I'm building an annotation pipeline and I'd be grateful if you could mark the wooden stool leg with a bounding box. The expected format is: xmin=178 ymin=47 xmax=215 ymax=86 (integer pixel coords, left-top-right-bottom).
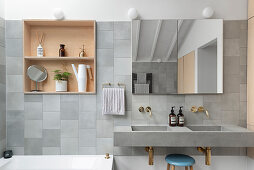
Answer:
xmin=185 ymin=166 xmax=188 ymax=170
xmin=171 ymin=165 xmax=175 ymax=170
xmin=167 ymin=164 xmax=170 ymax=170
xmin=190 ymin=166 xmax=193 ymax=170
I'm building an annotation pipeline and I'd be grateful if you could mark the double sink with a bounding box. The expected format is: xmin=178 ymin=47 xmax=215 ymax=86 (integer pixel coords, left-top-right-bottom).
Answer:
xmin=114 ymin=125 xmax=254 ymax=147
xmin=132 ymin=125 xmax=223 ymax=132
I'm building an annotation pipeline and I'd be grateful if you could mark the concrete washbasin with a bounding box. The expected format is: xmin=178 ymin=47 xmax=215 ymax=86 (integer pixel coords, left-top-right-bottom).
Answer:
xmin=131 ymin=126 xmax=168 ymax=131
xmin=186 ymin=125 xmax=223 ymax=131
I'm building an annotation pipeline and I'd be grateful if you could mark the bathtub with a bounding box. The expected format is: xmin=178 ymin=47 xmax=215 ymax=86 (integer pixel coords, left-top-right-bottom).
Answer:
xmin=0 ymin=155 xmax=113 ymax=170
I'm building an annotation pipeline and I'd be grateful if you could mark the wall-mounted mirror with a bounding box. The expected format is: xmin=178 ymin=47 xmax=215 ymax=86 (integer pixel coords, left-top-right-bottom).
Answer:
xmin=132 ymin=19 xmax=223 ymax=94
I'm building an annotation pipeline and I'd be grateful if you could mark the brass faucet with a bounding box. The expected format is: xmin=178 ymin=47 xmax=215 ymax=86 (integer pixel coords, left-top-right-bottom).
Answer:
xmin=145 ymin=107 xmax=152 ymax=117
xmin=191 ymin=106 xmax=209 ymax=118
xmin=138 ymin=106 xmax=144 ymax=112
xmin=197 ymin=147 xmax=211 ymax=165
xmin=145 ymin=146 xmax=154 ymax=165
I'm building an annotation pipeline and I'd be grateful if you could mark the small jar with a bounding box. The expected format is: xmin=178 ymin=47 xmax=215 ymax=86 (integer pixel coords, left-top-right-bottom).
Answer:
xmin=59 ymin=44 xmax=65 ymax=57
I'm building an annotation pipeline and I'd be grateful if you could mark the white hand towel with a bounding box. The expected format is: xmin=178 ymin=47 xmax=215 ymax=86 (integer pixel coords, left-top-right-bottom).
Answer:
xmin=102 ymin=88 xmax=125 ymax=115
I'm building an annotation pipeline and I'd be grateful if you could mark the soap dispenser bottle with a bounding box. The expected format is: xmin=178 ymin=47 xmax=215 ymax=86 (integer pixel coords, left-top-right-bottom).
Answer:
xmin=177 ymin=106 xmax=184 ymax=127
xmin=169 ymin=106 xmax=177 ymax=126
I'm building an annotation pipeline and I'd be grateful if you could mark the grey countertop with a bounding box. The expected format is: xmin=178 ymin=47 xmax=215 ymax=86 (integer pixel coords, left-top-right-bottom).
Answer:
xmin=114 ymin=125 xmax=254 ymax=147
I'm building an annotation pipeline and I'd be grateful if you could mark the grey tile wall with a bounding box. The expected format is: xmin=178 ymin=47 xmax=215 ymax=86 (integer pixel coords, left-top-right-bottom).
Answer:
xmin=0 ymin=17 xmax=6 ymax=156
xmin=5 ymin=20 xmax=247 ymax=156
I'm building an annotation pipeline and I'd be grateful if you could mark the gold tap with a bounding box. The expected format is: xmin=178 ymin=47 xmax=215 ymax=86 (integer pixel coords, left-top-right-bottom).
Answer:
xmin=138 ymin=106 xmax=144 ymax=112
xmin=191 ymin=106 xmax=209 ymax=118
xmin=145 ymin=107 xmax=152 ymax=117
xmin=105 ymin=153 xmax=110 ymax=159
xmin=197 ymin=147 xmax=211 ymax=165
xmin=145 ymin=146 xmax=154 ymax=165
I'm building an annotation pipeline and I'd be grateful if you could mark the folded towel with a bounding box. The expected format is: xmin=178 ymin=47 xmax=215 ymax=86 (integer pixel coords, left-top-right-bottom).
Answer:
xmin=137 ymin=73 xmax=147 ymax=84
xmin=135 ymin=84 xmax=149 ymax=94
xmin=102 ymin=88 xmax=125 ymax=115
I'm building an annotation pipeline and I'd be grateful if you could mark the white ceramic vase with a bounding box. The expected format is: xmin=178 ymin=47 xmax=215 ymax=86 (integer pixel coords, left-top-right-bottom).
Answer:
xmin=71 ymin=64 xmax=87 ymax=92
xmin=55 ymin=80 xmax=67 ymax=92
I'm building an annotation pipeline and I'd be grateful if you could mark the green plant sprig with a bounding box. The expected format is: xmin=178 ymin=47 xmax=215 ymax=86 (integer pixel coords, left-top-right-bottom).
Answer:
xmin=53 ymin=70 xmax=71 ymax=81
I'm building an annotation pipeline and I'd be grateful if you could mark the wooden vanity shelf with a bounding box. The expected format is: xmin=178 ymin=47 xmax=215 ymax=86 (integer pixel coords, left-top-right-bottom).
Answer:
xmin=23 ymin=20 xmax=96 ymax=94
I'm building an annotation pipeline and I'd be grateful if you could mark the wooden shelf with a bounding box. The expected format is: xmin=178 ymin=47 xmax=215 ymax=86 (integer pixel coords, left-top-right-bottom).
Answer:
xmin=24 ymin=92 xmax=96 ymax=95
xmin=24 ymin=56 xmax=95 ymax=61
xmin=23 ymin=20 xmax=96 ymax=94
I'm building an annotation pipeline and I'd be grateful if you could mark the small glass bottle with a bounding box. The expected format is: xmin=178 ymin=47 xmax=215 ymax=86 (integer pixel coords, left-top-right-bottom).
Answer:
xmin=59 ymin=44 xmax=65 ymax=57
xmin=169 ymin=106 xmax=177 ymax=127
xmin=177 ymin=106 xmax=184 ymax=127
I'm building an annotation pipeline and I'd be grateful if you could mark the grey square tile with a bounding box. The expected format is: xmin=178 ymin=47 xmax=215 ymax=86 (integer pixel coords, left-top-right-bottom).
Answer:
xmin=60 ymin=95 xmax=79 ymax=103
xmin=79 ymin=111 xmax=96 ymax=129
xmin=61 ymin=138 xmax=78 ymax=155
xmin=24 ymin=138 xmax=42 ymax=155
xmin=96 ymin=119 xmax=113 ymax=138
xmin=96 ymin=138 xmax=113 ymax=154
xmin=43 ymin=95 xmax=60 ymax=112
xmin=6 ymin=38 xmax=23 ymax=57
xmin=6 ymin=110 xmax=24 ymax=122
xmin=114 ymin=40 xmax=131 ymax=58
xmin=97 ymin=22 xmax=113 ymax=31
xmin=60 ymin=101 xmax=79 ymax=120
xmin=240 ymin=84 xmax=247 ymax=102
xmin=7 ymin=147 xmax=24 ymax=155
xmin=79 ymin=147 xmax=96 ymax=155
xmin=113 ymin=111 xmax=132 ymax=126
xmin=240 ymin=66 xmax=247 ymax=83
xmin=150 ymin=95 xmax=168 ymax=111
xmin=7 ymin=118 xmax=24 ymax=147
xmin=0 ymin=65 xmax=6 ymax=84
xmin=240 ymin=48 xmax=247 ymax=66
xmin=114 ymin=58 xmax=131 ymax=75
xmin=97 ymin=49 xmax=114 ymax=67
xmin=6 ymin=20 xmax=23 ymax=39
xmin=43 ymin=112 xmax=60 ymax=129
xmin=222 ymin=111 xmax=239 ymax=125
xmin=79 ymin=95 xmax=96 ymax=112
xmin=223 ymin=39 xmax=240 ymax=56
xmin=221 ymin=93 xmax=240 ymax=111
xmin=223 ymin=21 xmax=241 ymax=39
xmin=6 ymin=57 xmax=23 ymax=75
xmin=97 ymin=31 xmax=113 ymax=49
xmin=224 ymin=75 xmax=240 ymax=93
xmin=240 ymin=101 xmax=247 ymax=121
xmin=43 ymin=147 xmax=60 ymax=155
xmin=24 ymin=95 xmax=43 ymax=102
xmin=184 ymin=95 xmax=203 ymax=111
xmin=25 ymin=102 xmax=42 ymax=120
xmin=240 ymin=29 xmax=247 ymax=47
xmin=114 ymin=22 xmax=131 ymax=40
xmin=43 ymin=129 xmax=60 ymax=147
xmin=7 ymin=92 xmax=24 ymax=110
xmin=24 ymin=120 xmax=42 ymax=138
xmin=61 ymin=120 xmax=78 ymax=138
xmin=79 ymin=129 xmax=96 ymax=147
xmin=224 ymin=56 xmax=240 ymax=75
xmin=167 ymin=95 xmax=185 ymax=108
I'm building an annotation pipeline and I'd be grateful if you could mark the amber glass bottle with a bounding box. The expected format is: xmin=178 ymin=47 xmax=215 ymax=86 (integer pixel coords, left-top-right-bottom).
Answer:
xmin=59 ymin=44 xmax=65 ymax=57
xmin=177 ymin=106 xmax=184 ymax=127
xmin=169 ymin=106 xmax=177 ymax=126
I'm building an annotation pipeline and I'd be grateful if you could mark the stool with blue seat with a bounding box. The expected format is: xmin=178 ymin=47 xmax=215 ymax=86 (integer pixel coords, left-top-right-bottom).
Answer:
xmin=165 ymin=154 xmax=195 ymax=170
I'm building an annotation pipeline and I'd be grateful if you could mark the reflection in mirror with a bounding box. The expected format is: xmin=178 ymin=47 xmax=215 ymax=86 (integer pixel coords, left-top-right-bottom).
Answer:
xmin=178 ymin=19 xmax=223 ymax=94
xmin=132 ymin=19 xmax=223 ymax=94
xmin=132 ymin=20 xmax=178 ymax=94
xmin=27 ymin=65 xmax=47 ymax=92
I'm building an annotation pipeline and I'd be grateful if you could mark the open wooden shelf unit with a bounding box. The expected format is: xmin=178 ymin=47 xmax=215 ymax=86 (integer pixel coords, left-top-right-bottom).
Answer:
xmin=23 ymin=20 xmax=96 ymax=94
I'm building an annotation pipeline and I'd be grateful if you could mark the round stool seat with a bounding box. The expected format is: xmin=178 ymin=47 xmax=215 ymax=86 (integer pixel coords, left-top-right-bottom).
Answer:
xmin=165 ymin=154 xmax=195 ymax=167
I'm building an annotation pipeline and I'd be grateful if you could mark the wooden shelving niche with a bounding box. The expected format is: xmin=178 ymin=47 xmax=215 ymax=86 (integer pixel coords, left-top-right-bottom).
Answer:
xmin=23 ymin=20 xmax=96 ymax=94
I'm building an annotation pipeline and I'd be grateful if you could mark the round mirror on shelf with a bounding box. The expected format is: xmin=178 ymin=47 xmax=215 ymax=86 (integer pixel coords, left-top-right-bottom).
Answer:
xmin=27 ymin=65 xmax=47 ymax=92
